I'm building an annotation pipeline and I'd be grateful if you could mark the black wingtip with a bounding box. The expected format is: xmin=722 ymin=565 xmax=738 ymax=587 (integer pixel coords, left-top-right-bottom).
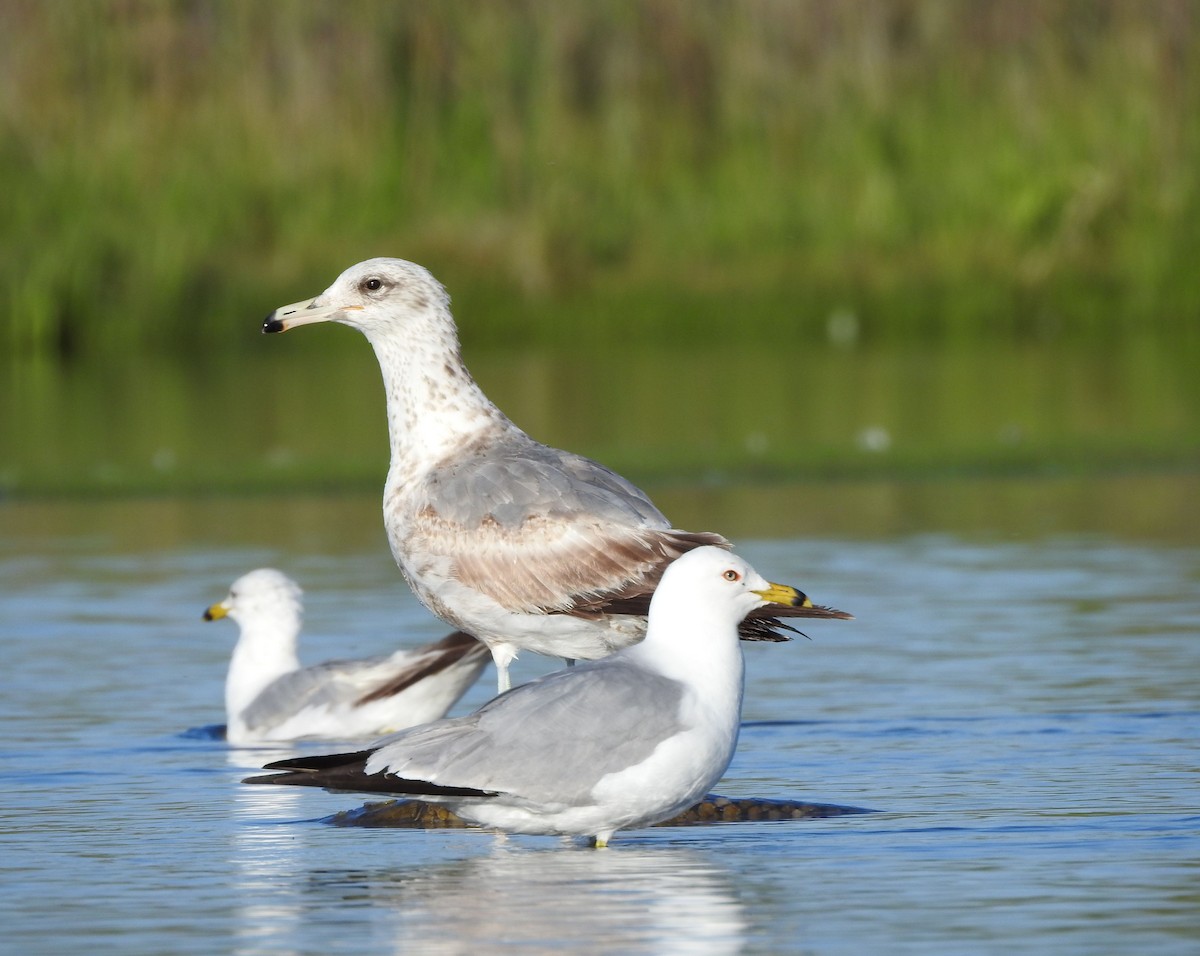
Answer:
xmin=262 ymin=749 xmax=377 ymax=772
xmin=243 ymin=771 xmax=295 ymax=786
xmin=262 ymin=316 xmax=285 ymax=334
xmin=242 ymin=767 xmax=497 ymax=800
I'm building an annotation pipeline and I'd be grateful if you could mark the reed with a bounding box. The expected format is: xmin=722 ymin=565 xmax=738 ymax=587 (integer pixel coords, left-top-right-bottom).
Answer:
xmin=3 ymin=0 xmax=1198 ymax=357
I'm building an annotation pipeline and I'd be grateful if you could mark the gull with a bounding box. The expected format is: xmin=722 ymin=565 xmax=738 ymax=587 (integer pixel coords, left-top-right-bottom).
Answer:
xmin=204 ymin=568 xmax=490 ymax=744
xmin=264 ymin=257 xmax=851 ymax=692
xmin=245 ymin=547 xmax=816 ymax=846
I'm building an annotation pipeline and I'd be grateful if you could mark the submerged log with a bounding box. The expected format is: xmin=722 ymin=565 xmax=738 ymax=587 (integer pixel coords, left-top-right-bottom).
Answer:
xmin=326 ymin=794 xmax=871 ymax=829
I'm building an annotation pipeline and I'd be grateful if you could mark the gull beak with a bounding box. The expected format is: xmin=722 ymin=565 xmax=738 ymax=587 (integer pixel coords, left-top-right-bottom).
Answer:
xmin=262 ymin=297 xmax=359 ymax=334
xmin=203 ymin=601 xmax=229 ymax=622
xmin=752 ymin=582 xmax=811 ymax=608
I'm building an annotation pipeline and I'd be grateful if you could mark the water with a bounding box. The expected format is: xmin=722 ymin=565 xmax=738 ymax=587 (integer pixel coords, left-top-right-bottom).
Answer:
xmin=1 ymin=486 xmax=1198 ymax=954
xmin=5 ymin=333 xmax=1199 ymax=496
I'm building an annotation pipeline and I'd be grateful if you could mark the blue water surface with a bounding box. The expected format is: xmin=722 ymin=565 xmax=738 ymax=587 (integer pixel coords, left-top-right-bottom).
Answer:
xmin=1 ymin=491 xmax=1197 ymax=954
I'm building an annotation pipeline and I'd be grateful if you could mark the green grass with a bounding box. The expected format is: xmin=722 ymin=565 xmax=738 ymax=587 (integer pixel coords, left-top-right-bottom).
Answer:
xmin=3 ymin=1 xmax=1200 ymax=357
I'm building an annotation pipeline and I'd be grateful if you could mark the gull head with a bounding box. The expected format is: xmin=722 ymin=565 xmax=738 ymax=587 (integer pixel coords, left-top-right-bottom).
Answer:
xmin=262 ymin=258 xmax=450 ymax=336
xmin=203 ymin=568 xmax=303 ymax=628
xmin=649 ymin=546 xmax=810 ymax=639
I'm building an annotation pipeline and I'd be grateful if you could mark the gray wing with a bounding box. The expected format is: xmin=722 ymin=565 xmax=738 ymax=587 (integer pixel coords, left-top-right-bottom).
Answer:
xmin=367 ymin=662 xmax=687 ymax=805
xmin=425 ymin=433 xmax=669 ymax=530
xmin=242 ymin=633 xmax=488 ymax=732
xmin=240 ymin=655 xmax=395 ymax=733
xmin=413 ymin=433 xmax=729 ymax=613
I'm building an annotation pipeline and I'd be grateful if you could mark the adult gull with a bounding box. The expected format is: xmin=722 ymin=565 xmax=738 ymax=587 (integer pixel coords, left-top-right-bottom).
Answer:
xmin=245 ymin=547 xmax=815 ymax=846
xmin=263 ymin=257 xmax=851 ymax=691
xmin=205 ymin=568 xmax=490 ymax=744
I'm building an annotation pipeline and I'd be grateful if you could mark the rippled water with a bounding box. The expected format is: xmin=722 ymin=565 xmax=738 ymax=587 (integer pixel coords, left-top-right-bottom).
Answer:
xmin=2 ymin=486 xmax=1198 ymax=954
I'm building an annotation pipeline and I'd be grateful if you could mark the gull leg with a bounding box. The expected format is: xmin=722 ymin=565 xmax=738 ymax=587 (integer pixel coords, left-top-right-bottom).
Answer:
xmin=491 ymin=643 xmax=517 ymax=694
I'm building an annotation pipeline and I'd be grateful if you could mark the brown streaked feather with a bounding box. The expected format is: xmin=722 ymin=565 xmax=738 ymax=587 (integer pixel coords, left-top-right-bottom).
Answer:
xmin=560 ymin=530 xmax=732 ymax=612
xmin=591 ymin=596 xmax=853 ymax=622
xmin=738 ymin=618 xmax=798 ymax=642
xmin=568 ymin=609 xmax=800 ymax=642
xmin=354 ymin=631 xmax=488 ymax=706
xmin=415 ymin=515 xmax=728 ymax=614
xmin=738 ymin=602 xmax=853 ymax=641
xmin=749 ymin=602 xmax=854 ymax=621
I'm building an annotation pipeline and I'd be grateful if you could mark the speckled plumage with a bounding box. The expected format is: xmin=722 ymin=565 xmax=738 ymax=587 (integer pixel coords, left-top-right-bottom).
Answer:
xmin=263 ymin=258 xmax=850 ymax=691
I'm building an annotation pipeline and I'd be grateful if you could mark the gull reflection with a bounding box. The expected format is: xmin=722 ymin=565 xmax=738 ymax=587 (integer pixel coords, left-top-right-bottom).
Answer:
xmin=226 ymin=744 xmax=311 ymax=956
xmin=305 ymin=839 xmax=748 ymax=954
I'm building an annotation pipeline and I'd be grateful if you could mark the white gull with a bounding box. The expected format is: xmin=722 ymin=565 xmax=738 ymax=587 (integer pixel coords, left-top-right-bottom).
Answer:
xmin=204 ymin=568 xmax=489 ymax=744
xmin=245 ymin=547 xmax=808 ymax=846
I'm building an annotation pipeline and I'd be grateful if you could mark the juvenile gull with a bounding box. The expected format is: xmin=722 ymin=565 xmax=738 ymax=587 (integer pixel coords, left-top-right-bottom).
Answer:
xmin=245 ymin=547 xmax=812 ymax=846
xmin=204 ymin=568 xmax=489 ymax=744
xmin=264 ymin=257 xmax=851 ymax=691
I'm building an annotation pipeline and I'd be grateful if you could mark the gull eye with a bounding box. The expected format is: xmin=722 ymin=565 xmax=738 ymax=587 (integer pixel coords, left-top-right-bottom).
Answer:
xmin=723 ymin=569 xmax=740 ymax=582
xmin=363 ymin=277 xmax=383 ymax=292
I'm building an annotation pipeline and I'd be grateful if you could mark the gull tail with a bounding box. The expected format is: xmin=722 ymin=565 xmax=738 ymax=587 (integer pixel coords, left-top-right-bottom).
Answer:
xmin=243 ymin=749 xmax=494 ymax=799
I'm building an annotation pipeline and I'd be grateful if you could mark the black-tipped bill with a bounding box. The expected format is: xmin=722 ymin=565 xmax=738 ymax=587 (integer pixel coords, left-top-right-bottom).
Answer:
xmin=261 ymin=298 xmax=346 ymax=334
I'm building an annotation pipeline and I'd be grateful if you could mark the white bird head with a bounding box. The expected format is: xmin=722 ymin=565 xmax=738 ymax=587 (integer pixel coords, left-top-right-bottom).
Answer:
xmin=646 ymin=546 xmax=808 ymax=644
xmin=262 ymin=258 xmax=451 ymax=338
xmin=204 ymin=568 xmax=303 ymax=630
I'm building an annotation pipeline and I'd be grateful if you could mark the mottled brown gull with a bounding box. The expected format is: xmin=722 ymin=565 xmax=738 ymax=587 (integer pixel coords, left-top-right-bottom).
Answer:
xmin=204 ymin=568 xmax=489 ymax=744
xmin=263 ymin=257 xmax=851 ymax=692
xmin=245 ymin=547 xmax=808 ymax=846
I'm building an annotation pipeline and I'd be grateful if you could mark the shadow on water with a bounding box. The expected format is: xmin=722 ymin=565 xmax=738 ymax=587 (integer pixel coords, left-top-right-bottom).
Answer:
xmin=323 ymin=793 xmax=873 ymax=830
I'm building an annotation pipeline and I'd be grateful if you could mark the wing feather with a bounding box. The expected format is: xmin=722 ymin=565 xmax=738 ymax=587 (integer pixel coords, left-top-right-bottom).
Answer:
xmin=366 ymin=663 xmax=686 ymax=804
xmin=410 ymin=435 xmax=730 ymax=613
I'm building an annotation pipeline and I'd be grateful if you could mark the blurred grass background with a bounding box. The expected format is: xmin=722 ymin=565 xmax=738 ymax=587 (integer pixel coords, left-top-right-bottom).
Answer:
xmin=3 ymin=0 xmax=1198 ymax=357
xmin=2 ymin=0 xmax=1198 ymax=501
